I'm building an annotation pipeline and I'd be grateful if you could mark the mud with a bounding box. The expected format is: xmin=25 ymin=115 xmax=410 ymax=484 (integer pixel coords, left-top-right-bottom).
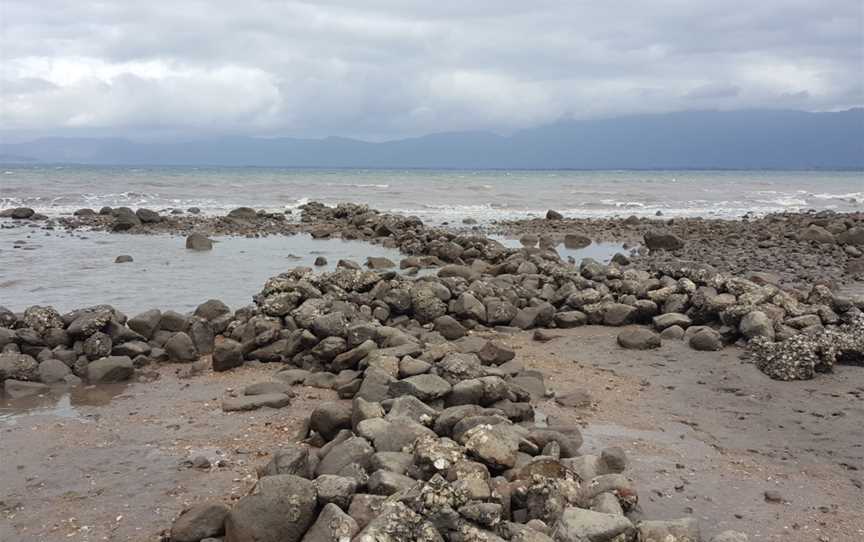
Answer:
xmin=1 ymin=331 xmax=863 ymax=541
xmin=507 ymin=326 xmax=864 ymax=541
xmin=0 ymin=364 xmax=333 ymax=541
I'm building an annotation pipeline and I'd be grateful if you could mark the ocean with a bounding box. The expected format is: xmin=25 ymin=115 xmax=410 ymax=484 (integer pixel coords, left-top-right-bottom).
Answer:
xmin=1 ymin=166 xmax=862 ymax=313
xmin=1 ymin=166 xmax=862 ymax=223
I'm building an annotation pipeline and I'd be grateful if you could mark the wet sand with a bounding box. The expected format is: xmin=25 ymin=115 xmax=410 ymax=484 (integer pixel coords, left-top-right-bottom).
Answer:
xmin=508 ymin=327 xmax=864 ymax=541
xmin=2 ymin=326 xmax=862 ymax=541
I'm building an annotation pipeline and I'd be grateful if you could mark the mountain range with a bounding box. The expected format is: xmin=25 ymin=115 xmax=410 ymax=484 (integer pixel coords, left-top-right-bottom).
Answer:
xmin=1 ymin=109 xmax=862 ymax=169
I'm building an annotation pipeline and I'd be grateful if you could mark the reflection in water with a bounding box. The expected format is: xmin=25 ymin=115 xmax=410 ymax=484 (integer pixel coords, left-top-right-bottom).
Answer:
xmin=0 ymin=383 xmax=127 ymax=424
xmin=490 ymin=236 xmax=633 ymax=265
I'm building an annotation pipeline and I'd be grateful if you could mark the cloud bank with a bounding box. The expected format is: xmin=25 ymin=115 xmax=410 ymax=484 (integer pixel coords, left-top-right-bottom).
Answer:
xmin=1 ymin=0 xmax=861 ymax=140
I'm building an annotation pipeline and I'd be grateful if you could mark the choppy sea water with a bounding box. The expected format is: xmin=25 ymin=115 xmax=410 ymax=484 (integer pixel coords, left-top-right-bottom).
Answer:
xmin=1 ymin=166 xmax=860 ymax=312
xmin=1 ymin=166 xmax=862 ymax=223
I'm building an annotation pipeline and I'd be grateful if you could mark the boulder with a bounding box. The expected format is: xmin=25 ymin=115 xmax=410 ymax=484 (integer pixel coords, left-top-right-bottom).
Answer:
xmin=552 ymin=508 xmax=634 ymax=542
xmin=136 ymin=208 xmax=161 ymax=223
xmin=389 ymin=374 xmax=452 ymax=402
xmin=38 ymin=359 xmax=72 ymax=384
xmin=186 ymin=233 xmax=214 ymax=251
xmin=739 ymin=311 xmax=775 ymax=341
xmin=0 ymin=353 xmax=40 ymax=382
xmin=128 ymin=309 xmax=162 ymax=339
xmin=799 ymin=224 xmax=835 ymax=244
xmin=87 ymin=356 xmax=134 ymax=383
xmin=224 ymin=475 xmax=316 ymax=542
xmin=222 ymin=393 xmax=291 ymax=412
xmin=616 ymin=327 xmax=661 ymax=350
xmin=213 ymin=339 xmax=243 ymax=372
xmin=546 ymin=210 xmax=564 ymax=220
xmin=165 ymin=332 xmax=198 ymax=362
xmin=170 ymin=503 xmax=229 ymax=542
xmin=644 ymin=230 xmax=685 ymax=251
xmin=689 ymin=328 xmax=723 ymax=351
xmin=300 ymin=502 xmax=358 ymax=542
xmin=637 ymin=518 xmax=701 ymax=542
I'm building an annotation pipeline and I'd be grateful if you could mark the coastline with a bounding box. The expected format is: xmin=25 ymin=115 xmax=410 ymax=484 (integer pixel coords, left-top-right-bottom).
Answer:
xmin=1 ymin=201 xmax=863 ymax=541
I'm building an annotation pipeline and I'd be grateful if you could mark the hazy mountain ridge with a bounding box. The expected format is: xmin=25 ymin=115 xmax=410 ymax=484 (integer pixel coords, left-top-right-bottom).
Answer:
xmin=2 ymin=109 xmax=862 ymax=169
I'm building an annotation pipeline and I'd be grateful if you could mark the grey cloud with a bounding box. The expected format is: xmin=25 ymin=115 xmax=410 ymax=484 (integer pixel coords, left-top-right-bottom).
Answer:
xmin=0 ymin=0 xmax=861 ymax=139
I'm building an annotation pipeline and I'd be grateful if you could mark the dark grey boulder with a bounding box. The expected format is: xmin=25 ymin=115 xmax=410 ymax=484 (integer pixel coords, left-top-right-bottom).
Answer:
xmin=186 ymin=233 xmax=214 ymax=251
xmin=135 ymin=208 xmax=161 ymax=223
xmin=170 ymin=502 xmax=229 ymax=542
xmin=224 ymin=475 xmax=316 ymax=542
xmin=644 ymin=230 xmax=685 ymax=251
xmin=617 ymin=327 xmax=661 ymax=350
xmin=0 ymin=353 xmax=39 ymax=382
xmin=194 ymin=299 xmax=231 ymax=321
xmin=87 ymin=356 xmax=134 ymax=383
xmin=128 ymin=309 xmax=162 ymax=339
xmin=165 ymin=332 xmax=197 ymax=362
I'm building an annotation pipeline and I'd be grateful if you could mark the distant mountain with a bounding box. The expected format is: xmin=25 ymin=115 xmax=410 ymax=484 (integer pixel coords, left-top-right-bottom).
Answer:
xmin=2 ymin=109 xmax=862 ymax=169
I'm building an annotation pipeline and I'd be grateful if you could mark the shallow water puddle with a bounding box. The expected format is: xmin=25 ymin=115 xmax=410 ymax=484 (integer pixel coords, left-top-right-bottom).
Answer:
xmin=490 ymin=235 xmax=632 ymax=264
xmin=0 ymin=230 xmax=407 ymax=313
xmin=0 ymin=384 xmax=127 ymax=424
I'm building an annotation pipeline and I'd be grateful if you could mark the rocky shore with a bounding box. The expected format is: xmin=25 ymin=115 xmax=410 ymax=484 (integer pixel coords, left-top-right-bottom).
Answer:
xmin=2 ymin=201 xmax=864 ymax=541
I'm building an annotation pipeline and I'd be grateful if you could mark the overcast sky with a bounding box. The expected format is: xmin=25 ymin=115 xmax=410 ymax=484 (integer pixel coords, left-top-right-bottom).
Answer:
xmin=1 ymin=0 xmax=861 ymax=140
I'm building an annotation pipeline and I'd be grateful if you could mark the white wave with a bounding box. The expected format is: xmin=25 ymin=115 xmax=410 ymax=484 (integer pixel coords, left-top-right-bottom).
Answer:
xmin=767 ymin=197 xmax=807 ymax=207
xmin=810 ymin=192 xmax=864 ymax=200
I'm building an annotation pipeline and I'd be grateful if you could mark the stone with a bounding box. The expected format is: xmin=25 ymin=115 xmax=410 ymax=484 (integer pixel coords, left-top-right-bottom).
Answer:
xmin=0 ymin=353 xmax=39 ymax=382
xmin=389 ymin=374 xmax=452 ymax=402
xmin=314 ymin=475 xmax=358 ymax=510
xmin=128 ymin=309 xmax=162 ymax=339
xmin=83 ymin=331 xmax=112 ymax=360
xmin=300 ymin=502 xmax=358 ymax=542
xmin=114 ymin=255 xmax=133 ymax=263
xmin=38 ymin=359 xmax=71 ymax=384
xmin=259 ymin=445 xmax=310 ymax=478
xmin=316 ymin=437 xmax=374 ymax=476
xmin=551 ymin=508 xmax=634 ymax=542
xmin=136 ymin=208 xmax=161 ymax=223
xmin=652 ymin=312 xmax=691 ymax=330
xmin=87 ymin=356 xmax=134 ymax=383
xmin=195 ymin=299 xmax=231 ymax=321
xmin=433 ymin=315 xmax=466 ymax=340
xmin=213 ymin=339 xmax=244 ymax=372
xmin=555 ymin=389 xmax=592 ymax=408
xmin=367 ymin=470 xmax=416 ymax=495
xmin=310 ymin=402 xmax=353 ymax=441
xmin=616 ymin=327 xmax=661 ymax=350
xmin=373 ymin=419 xmax=437 ymax=453
xmin=222 ymin=393 xmax=291 ymax=412
xmin=637 ymin=518 xmax=701 ymax=542
xmin=739 ymin=311 xmax=775 ymax=341
xmin=165 ymin=332 xmax=198 ymax=362
xmin=160 ymin=310 xmax=189 ymax=332
xmin=709 ymin=531 xmax=749 ymax=542
xmin=554 ymin=311 xmax=587 ymax=328
xmin=367 ymin=256 xmax=395 ymax=269
xmin=462 ymin=424 xmax=519 ymax=469
xmin=224 ymin=475 xmax=316 ymax=542
xmin=564 ymin=234 xmax=591 ymax=249
xmin=170 ymin=503 xmax=230 ymax=542
xmin=689 ymin=328 xmax=723 ymax=351
xmin=644 ymin=230 xmax=684 ymax=251
xmin=546 ymin=210 xmax=564 ymax=220
xmin=603 ymin=304 xmax=636 ymax=326
xmin=799 ymin=224 xmax=836 ymax=244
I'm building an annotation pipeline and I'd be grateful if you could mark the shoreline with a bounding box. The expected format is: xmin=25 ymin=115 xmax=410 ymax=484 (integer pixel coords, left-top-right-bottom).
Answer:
xmin=1 ymin=201 xmax=863 ymax=541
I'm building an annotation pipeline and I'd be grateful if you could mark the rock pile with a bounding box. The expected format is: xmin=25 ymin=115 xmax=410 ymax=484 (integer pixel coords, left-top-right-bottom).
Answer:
xmin=172 ymin=345 xmax=747 ymax=542
xmin=214 ymin=239 xmax=863 ymax=382
xmin=0 ymin=300 xmax=232 ymax=391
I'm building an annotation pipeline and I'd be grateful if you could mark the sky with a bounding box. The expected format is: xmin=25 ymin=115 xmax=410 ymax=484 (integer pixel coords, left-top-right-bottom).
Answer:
xmin=1 ymin=0 xmax=862 ymax=141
